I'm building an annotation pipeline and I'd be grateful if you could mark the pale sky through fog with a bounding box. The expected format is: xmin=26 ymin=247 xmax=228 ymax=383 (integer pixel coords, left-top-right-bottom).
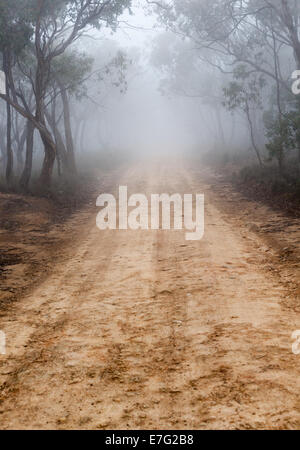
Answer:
xmin=82 ymin=1 xmax=203 ymax=157
xmin=116 ymin=1 xmax=159 ymax=46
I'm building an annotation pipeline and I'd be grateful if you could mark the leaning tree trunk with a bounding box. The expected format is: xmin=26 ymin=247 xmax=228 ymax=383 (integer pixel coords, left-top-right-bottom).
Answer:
xmin=39 ymin=129 xmax=56 ymax=188
xmin=45 ymin=107 xmax=69 ymax=176
xmin=52 ymin=126 xmax=67 ymax=176
xmin=36 ymin=103 xmax=57 ymax=188
xmin=35 ymin=60 xmax=57 ymax=189
xmin=20 ymin=120 xmax=34 ymax=191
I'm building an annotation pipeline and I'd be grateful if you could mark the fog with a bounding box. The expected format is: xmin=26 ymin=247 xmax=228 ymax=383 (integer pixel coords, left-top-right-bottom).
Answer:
xmin=1 ymin=0 xmax=300 ymax=430
xmin=71 ymin=1 xmax=248 ymax=163
xmin=1 ymin=0 xmax=299 ymax=187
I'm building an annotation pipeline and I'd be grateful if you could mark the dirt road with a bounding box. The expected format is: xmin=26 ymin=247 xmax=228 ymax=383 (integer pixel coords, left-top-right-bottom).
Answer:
xmin=0 ymin=161 xmax=300 ymax=429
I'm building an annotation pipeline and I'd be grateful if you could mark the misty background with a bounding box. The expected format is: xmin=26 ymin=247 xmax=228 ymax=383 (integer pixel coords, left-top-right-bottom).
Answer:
xmin=77 ymin=1 xmax=208 ymax=161
xmin=44 ymin=0 xmax=249 ymax=165
xmin=1 ymin=0 xmax=299 ymax=197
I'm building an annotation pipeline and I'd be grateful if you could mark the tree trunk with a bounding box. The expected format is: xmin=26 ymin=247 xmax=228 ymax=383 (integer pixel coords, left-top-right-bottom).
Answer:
xmin=295 ymin=132 xmax=300 ymax=175
xmin=74 ymin=118 xmax=83 ymax=153
xmin=56 ymin=149 xmax=62 ymax=177
xmin=0 ymin=124 xmax=7 ymax=174
xmin=281 ymin=0 xmax=300 ymax=68
xmin=20 ymin=120 xmax=34 ymax=191
xmin=39 ymin=130 xmax=56 ymax=188
xmin=60 ymin=86 xmax=77 ymax=173
xmin=46 ymin=107 xmax=69 ymax=175
xmin=0 ymin=63 xmax=56 ymax=189
xmin=245 ymin=103 xmax=263 ymax=167
xmin=14 ymin=115 xmax=26 ymax=175
xmin=5 ymin=92 xmax=13 ymax=184
xmin=214 ymin=106 xmax=226 ymax=150
xmin=277 ymin=149 xmax=285 ymax=176
xmin=80 ymin=120 xmax=87 ymax=153
xmin=53 ymin=127 xmax=68 ymax=175
xmin=35 ymin=60 xmax=57 ymax=189
xmin=3 ymin=55 xmax=13 ymax=185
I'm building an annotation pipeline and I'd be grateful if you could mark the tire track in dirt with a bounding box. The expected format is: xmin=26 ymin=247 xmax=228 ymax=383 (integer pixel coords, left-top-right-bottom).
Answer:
xmin=0 ymin=160 xmax=299 ymax=429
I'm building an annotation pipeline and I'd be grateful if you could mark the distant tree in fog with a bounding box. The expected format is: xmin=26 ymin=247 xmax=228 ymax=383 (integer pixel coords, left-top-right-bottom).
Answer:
xmin=151 ymin=0 xmax=300 ymax=173
xmin=0 ymin=0 xmax=132 ymax=189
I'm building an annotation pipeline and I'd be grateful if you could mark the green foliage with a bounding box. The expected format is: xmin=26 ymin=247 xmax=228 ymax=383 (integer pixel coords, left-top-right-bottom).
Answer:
xmin=53 ymin=50 xmax=94 ymax=98
xmin=0 ymin=0 xmax=33 ymax=56
xmin=263 ymin=111 xmax=294 ymax=162
xmin=100 ymin=51 xmax=131 ymax=94
xmin=223 ymin=66 xmax=265 ymax=113
xmin=263 ymin=88 xmax=300 ymax=166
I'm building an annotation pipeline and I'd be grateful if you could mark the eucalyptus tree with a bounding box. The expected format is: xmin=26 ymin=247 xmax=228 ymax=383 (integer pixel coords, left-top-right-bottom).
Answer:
xmin=223 ymin=68 xmax=266 ymax=166
xmin=69 ymin=45 xmax=131 ymax=155
xmin=0 ymin=0 xmax=32 ymax=184
xmin=152 ymin=1 xmax=299 ymax=82
xmin=151 ymin=32 xmax=232 ymax=151
xmin=49 ymin=50 xmax=94 ymax=175
xmin=0 ymin=0 xmax=132 ymax=189
xmin=152 ymin=0 xmax=300 ymax=169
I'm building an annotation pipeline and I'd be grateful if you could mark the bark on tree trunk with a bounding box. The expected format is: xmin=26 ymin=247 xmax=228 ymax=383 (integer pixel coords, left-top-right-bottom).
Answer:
xmin=281 ymin=0 xmax=300 ymax=67
xmin=0 ymin=66 xmax=56 ymax=189
xmin=277 ymin=149 xmax=285 ymax=176
xmin=0 ymin=125 xmax=6 ymax=171
xmin=53 ymin=127 xmax=68 ymax=175
xmin=20 ymin=120 xmax=34 ymax=191
xmin=46 ymin=107 xmax=69 ymax=176
xmin=74 ymin=118 xmax=83 ymax=153
xmin=80 ymin=120 xmax=87 ymax=153
xmin=214 ymin=106 xmax=226 ymax=150
xmin=39 ymin=130 xmax=56 ymax=188
xmin=295 ymin=133 xmax=300 ymax=175
xmin=4 ymin=57 xmax=13 ymax=185
xmin=60 ymin=86 xmax=77 ymax=173
xmin=245 ymin=102 xmax=263 ymax=167
xmin=14 ymin=114 xmax=26 ymax=175
xmin=56 ymin=150 xmax=62 ymax=177
xmin=35 ymin=60 xmax=57 ymax=189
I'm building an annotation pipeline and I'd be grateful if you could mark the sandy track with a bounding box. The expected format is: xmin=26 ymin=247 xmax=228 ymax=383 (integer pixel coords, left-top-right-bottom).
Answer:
xmin=0 ymin=161 xmax=299 ymax=429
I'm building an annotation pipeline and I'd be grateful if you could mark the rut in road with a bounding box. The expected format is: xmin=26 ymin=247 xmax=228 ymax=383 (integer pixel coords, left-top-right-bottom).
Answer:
xmin=0 ymin=161 xmax=299 ymax=429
